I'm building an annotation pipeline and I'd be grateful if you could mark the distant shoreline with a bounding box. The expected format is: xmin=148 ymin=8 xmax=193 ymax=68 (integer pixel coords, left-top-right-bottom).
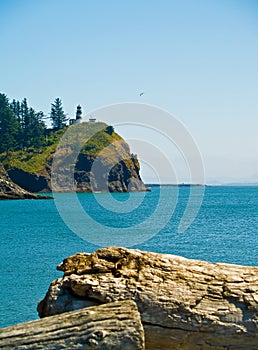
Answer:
xmin=146 ymin=183 xmax=258 ymax=187
xmin=146 ymin=183 xmax=206 ymax=187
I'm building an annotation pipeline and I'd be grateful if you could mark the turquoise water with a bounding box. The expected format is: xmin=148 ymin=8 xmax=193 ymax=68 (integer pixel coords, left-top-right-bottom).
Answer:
xmin=0 ymin=186 xmax=257 ymax=328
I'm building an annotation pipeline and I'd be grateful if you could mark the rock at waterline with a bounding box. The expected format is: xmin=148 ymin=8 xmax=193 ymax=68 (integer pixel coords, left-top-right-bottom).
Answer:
xmin=38 ymin=247 xmax=258 ymax=350
xmin=0 ymin=163 xmax=51 ymax=199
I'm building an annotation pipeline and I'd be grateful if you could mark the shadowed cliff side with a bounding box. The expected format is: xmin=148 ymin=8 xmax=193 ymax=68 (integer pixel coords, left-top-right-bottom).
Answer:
xmin=0 ymin=163 xmax=51 ymax=199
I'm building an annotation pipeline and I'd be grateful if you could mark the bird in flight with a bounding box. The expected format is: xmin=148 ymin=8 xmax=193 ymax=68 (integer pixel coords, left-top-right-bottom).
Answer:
xmin=139 ymin=92 xmax=144 ymax=96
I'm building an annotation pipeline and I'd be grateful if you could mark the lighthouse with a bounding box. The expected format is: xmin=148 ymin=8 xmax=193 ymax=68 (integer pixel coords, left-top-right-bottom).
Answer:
xmin=75 ymin=105 xmax=82 ymax=123
xmin=70 ymin=105 xmax=83 ymax=125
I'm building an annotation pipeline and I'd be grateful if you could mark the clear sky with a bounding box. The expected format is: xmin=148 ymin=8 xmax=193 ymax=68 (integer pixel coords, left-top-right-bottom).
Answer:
xmin=1 ymin=0 xmax=258 ymax=184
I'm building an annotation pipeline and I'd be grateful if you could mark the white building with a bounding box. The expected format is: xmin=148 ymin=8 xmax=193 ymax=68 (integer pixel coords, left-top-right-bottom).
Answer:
xmin=89 ymin=116 xmax=96 ymax=122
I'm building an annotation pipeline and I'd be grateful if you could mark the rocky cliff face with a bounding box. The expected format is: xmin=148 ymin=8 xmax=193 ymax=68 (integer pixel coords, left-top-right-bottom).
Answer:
xmin=4 ymin=123 xmax=147 ymax=193
xmin=38 ymin=247 xmax=258 ymax=350
xmin=0 ymin=163 xmax=50 ymax=199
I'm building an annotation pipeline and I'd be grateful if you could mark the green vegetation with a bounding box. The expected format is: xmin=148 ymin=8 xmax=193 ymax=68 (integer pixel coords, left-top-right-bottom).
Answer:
xmin=0 ymin=94 xmax=71 ymax=155
xmin=0 ymin=92 xmax=119 ymax=175
xmin=0 ymin=94 xmax=18 ymax=154
xmin=3 ymin=148 xmax=53 ymax=173
xmin=0 ymin=94 xmax=47 ymax=153
xmin=2 ymin=124 xmax=121 ymax=174
xmin=1 ymin=129 xmax=67 ymax=173
xmin=82 ymin=126 xmax=122 ymax=157
xmin=50 ymin=98 xmax=68 ymax=129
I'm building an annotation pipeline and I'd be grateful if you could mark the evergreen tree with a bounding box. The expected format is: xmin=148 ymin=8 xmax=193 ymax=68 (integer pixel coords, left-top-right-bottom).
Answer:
xmin=20 ymin=98 xmax=30 ymax=148
xmin=10 ymin=99 xmax=23 ymax=147
xmin=0 ymin=94 xmax=18 ymax=154
xmin=28 ymin=108 xmax=46 ymax=148
xmin=50 ymin=98 xmax=68 ymax=129
xmin=19 ymin=98 xmax=46 ymax=149
xmin=9 ymin=97 xmax=47 ymax=150
xmin=10 ymin=99 xmax=21 ymax=123
xmin=105 ymin=125 xmax=114 ymax=135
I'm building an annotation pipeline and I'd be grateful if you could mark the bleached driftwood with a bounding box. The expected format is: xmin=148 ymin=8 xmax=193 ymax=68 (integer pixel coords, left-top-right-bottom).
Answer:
xmin=0 ymin=300 xmax=144 ymax=350
xmin=38 ymin=247 xmax=258 ymax=350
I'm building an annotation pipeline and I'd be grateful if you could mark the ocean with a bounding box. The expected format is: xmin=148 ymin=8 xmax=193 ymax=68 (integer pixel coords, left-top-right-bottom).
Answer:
xmin=0 ymin=185 xmax=257 ymax=328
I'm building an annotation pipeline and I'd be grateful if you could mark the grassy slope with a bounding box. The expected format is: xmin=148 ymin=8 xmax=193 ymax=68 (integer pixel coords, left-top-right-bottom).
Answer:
xmin=1 ymin=123 xmax=128 ymax=174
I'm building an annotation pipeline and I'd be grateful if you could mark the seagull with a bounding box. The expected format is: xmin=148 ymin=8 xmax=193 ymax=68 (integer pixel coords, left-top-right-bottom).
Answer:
xmin=139 ymin=92 xmax=144 ymax=96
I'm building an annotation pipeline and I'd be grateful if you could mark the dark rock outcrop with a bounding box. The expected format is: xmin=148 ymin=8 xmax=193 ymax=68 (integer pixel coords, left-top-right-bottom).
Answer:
xmin=0 ymin=163 xmax=51 ymax=200
xmin=38 ymin=247 xmax=258 ymax=350
xmin=8 ymin=168 xmax=49 ymax=193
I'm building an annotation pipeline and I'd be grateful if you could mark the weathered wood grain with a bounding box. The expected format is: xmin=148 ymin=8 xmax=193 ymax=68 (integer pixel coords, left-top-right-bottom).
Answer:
xmin=0 ymin=300 xmax=144 ymax=349
xmin=38 ymin=247 xmax=258 ymax=350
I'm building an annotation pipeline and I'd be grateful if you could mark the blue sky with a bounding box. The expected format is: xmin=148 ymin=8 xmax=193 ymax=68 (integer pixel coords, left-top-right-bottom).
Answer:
xmin=1 ymin=0 xmax=258 ymax=183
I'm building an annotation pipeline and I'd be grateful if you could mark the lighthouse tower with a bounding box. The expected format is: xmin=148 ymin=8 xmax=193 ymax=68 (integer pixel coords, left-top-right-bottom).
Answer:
xmin=75 ymin=105 xmax=83 ymax=124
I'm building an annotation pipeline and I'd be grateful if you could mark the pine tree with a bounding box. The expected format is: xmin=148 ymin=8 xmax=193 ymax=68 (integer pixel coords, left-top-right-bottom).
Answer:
xmin=9 ymin=98 xmax=47 ymax=150
xmin=28 ymin=109 xmax=46 ymax=148
xmin=105 ymin=125 xmax=114 ymax=135
xmin=10 ymin=99 xmax=23 ymax=148
xmin=0 ymin=94 xmax=18 ymax=154
xmin=20 ymin=98 xmax=32 ymax=148
xmin=50 ymin=98 xmax=68 ymax=129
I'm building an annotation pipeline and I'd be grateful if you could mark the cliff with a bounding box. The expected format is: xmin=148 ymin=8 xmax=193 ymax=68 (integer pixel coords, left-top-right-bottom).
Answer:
xmin=2 ymin=123 xmax=147 ymax=193
xmin=38 ymin=247 xmax=258 ymax=350
xmin=0 ymin=163 xmax=50 ymax=200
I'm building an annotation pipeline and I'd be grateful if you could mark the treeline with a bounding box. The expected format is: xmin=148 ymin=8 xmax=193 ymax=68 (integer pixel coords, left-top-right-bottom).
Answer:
xmin=0 ymin=94 xmax=68 ymax=154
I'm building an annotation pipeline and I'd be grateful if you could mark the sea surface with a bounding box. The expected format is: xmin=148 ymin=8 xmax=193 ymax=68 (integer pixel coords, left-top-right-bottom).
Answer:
xmin=0 ymin=185 xmax=257 ymax=328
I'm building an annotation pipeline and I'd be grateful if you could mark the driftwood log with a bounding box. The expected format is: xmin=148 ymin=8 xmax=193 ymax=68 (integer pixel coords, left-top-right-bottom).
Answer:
xmin=38 ymin=247 xmax=258 ymax=350
xmin=0 ymin=300 xmax=144 ymax=349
